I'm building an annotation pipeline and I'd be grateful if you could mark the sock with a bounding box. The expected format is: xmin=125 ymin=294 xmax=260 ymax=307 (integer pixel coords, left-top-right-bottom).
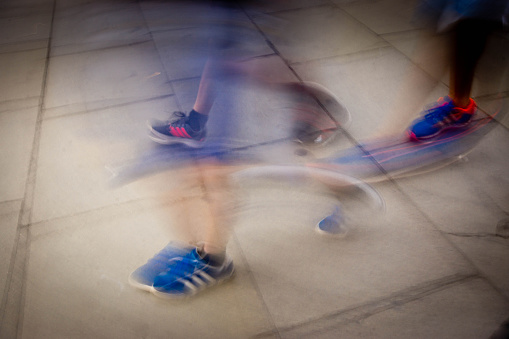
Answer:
xmin=188 ymin=110 xmax=208 ymax=131
xmin=197 ymin=247 xmax=225 ymax=267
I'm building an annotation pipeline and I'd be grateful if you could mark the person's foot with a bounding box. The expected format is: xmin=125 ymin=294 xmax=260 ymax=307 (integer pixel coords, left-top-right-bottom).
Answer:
xmin=148 ymin=111 xmax=207 ymax=148
xmin=152 ymin=247 xmax=234 ymax=299
xmin=408 ymin=97 xmax=477 ymax=141
xmin=316 ymin=205 xmax=348 ymax=238
xmin=128 ymin=242 xmax=192 ymax=291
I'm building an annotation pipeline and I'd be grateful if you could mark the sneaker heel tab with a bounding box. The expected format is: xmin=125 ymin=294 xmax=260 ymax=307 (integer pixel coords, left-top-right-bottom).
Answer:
xmin=407 ymin=130 xmax=418 ymax=141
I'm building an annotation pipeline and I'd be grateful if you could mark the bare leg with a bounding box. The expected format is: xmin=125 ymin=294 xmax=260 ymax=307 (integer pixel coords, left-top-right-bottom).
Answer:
xmin=198 ymin=161 xmax=236 ymax=256
xmin=449 ymin=19 xmax=495 ymax=107
xmin=193 ymin=60 xmax=218 ymax=115
xmin=163 ymin=162 xmax=237 ymax=254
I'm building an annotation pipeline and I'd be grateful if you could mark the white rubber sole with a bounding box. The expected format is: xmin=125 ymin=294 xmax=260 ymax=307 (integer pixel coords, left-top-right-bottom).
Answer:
xmin=128 ymin=274 xmax=153 ymax=292
xmin=150 ymin=270 xmax=235 ymax=300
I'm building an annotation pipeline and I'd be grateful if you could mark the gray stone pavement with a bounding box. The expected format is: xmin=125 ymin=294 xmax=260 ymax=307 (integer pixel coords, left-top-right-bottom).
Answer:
xmin=1 ymin=0 xmax=509 ymax=338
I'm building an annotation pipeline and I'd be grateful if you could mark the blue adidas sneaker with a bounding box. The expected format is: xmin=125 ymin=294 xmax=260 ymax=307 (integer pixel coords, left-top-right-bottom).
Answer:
xmin=128 ymin=242 xmax=192 ymax=291
xmin=316 ymin=205 xmax=348 ymax=238
xmin=152 ymin=248 xmax=234 ymax=299
xmin=408 ymin=97 xmax=477 ymax=141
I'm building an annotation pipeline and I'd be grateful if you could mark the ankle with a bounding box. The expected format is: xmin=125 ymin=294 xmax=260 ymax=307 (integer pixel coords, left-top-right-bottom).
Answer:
xmin=197 ymin=247 xmax=225 ymax=266
xmin=188 ymin=109 xmax=208 ymax=131
xmin=450 ymin=96 xmax=472 ymax=109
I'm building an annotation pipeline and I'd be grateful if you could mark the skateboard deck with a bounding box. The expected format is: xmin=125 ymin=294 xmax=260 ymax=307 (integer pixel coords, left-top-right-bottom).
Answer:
xmin=106 ymin=142 xmax=259 ymax=187
xmin=317 ymin=110 xmax=498 ymax=182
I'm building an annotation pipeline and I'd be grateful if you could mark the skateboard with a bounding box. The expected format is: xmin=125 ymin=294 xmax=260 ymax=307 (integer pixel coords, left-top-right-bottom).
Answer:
xmin=311 ymin=109 xmax=499 ymax=183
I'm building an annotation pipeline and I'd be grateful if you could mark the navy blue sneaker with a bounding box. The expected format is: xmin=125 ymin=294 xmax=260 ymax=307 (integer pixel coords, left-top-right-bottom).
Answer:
xmin=408 ymin=97 xmax=477 ymax=141
xmin=152 ymin=248 xmax=234 ymax=299
xmin=148 ymin=112 xmax=206 ymax=147
xmin=316 ymin=205 xmax=348 ymax=238
xmin=128 ymin=242 xmax=192 ymax=291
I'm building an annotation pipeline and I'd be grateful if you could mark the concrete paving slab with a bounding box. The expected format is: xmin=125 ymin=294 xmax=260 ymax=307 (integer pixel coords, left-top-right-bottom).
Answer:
xmin=0 ymin=39 xmax=48 ymax=55
xmin=238 ymin=55 xmax=300 ymax=83
xmin=152 ymin=26 xmax=272 ymax=82
xmin=381 ymin=29 xmax=450 ymax=86
xmin=0 ymin=200 xmax=21 ymax=300
xmin=0 ymin=0 xmax=53 ymax=26
xmin=51 ymin=1 xmax=150 ymax=56
xmin=139 ymin=0 xmax=200 ymax=32
xmin=31 ymin=97 xmax=202 ymax=223
xmin=0 ymin=0 xmax=51 ymax=10
xmin=493 ymin=97 xmax=509 ymax=129
xmin=381 ymin=29 xmax=425 ymax=60
xmin=293 ymin=46 xmax=447 ymax=140
xmin=23 ymin=201 xmax=274 ymax=339
xmin=394 ymin=123 xmax=509 ymax=235
xmin=477 ymin=96 xmax=509 ymax=131
xmin=234 ymin=179 xmax=474 ymax=327
xmin=458 ymin=120 xmax=509 ymax=212
xmin=246 ymin=0 xmax=331 ymax=14
xmin=0 ymin=48 xmax=47 ymax=104
xmin=473 ymin=32 xmax=509 ymax=98
xmin=0 ymin=223 xmax=28 ymax=339
xmin=43 ymin=41 xmax=171 ymax=118
xmin=141 ymin=0 xmax=262 ymax=33
xmin=253 ymin=4 xmax=388 ymax=64
xmin=447 ymin=235 xmax=509 ymax=299
xmin=150 ymin=28 xmax=211 ymax=81
xmin=0 ymin=97 xmax=40 ymax=114
xmin=271 ymin=278 xmax=509 ymax=338
xmin=337 ymin=0 xmax=419 ymax=35
xmin=0 ymin=11 xmax=51 ymax=47
xmin=142 ymin=0 xmax=273 ymax=81
xmin=0 ymin=107 xmax=38 ymax=203
xmin=383 ymin=28 xmax=509 ymax=100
